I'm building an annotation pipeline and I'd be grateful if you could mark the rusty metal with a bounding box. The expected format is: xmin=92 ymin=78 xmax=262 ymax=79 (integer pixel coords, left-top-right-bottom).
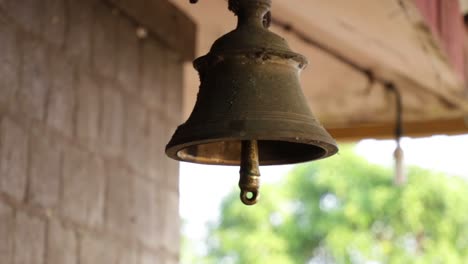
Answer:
xmin=167 ymin=0 xmax=338 ymax=205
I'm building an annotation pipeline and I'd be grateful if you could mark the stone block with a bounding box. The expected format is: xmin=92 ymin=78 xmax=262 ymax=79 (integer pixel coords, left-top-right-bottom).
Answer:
xmin=105 ymin=165 xmax=133 ymax=236
xmin=133 ymin=176 xmax=158 ymax=247
xmin=100 ymin=85 xmax=124 ymax=157
xmin=118 ymin=245 xmax=138 ymax=264
xmin=147 ymin=113 xmax=165 ymax=181
xmin=165 ymin=158 xmax=179 ymax=193
xmin=161 ymin=190 xmax=180 ymax=256
xmin=3 ymin=0 xmax=43 ymax=34
xmin=47 ymin=220 xmax=77 ymax=264
xmin=0 ymin=20 xmax=19 ymax=109
xmin=44 ymin=0 xmax=66 ymax=47
xmin=86 ymin=156 xmax=106 ymax=225
xmin=164 ymin=257 xmax=179 ymax=264
xmin=164 ymin=52 xmax=183 ymax=123
xmin=107 ymin=169 xmax=160 ymax=244
xmin=164 ymin=124 xmax=179 ymax=191
xmin=139 ymin=249 xmax=162 ymax=264
xmin=141 ymin=41 xmax=164 ymax=110
xmin=117 ymin=18 xmax=140 ymax=93
xmin=18 ymin=35 xmax=49 ymax=121
xmin=65 ymin=0 xmax=92 ymax=67
xmin=124 ymin=100 xmax=149 ymax=175
xmin=46 ymin=51 xmax=76 ymax=137
xmin=92 ymin=2 xmax=117 ymax=78
xmin=28 ymin=128 xmax=61 ymax=209
xmin=80 ymin=234 xmax=137 ymax=264
xmin=0 ymin=202 xmax=14 ymax=263
xmin=0 ymin=117 xmax=28 ymax=201
xmin=61 ymin=147 xmax=105 ymax=227
xmin=13 ymin=211 xmax=46 ymax=264
xmin=80 ymin=234 xmax=117 ymax=264
xmin=76 ymin=72 xmax=100 ymax=146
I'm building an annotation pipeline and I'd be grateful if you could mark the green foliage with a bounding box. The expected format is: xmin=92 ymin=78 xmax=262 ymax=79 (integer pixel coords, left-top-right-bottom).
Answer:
xmin=204 ymin=184 xmax=294 ymax=264
xmin=201 ymin=145 xmax=468 ymax=263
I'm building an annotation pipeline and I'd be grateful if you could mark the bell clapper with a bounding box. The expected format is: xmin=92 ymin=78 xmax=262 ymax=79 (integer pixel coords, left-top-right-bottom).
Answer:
xmin=239 ymin=140 xmax=261 ymax=205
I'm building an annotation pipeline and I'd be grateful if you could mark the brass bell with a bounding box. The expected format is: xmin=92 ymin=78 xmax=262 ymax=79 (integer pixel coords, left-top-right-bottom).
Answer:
xmin=166 ymin=0 xmax=338 ymax=205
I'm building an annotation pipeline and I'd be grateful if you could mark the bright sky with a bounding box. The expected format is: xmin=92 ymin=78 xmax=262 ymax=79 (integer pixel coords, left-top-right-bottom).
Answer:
xmin=179 ymin=134 xmax=468 ymax=251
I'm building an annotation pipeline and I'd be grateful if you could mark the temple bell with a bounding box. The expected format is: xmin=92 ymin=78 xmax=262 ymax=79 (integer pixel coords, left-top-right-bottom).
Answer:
xmin=166 ymin=0 xmax=338 ymax=205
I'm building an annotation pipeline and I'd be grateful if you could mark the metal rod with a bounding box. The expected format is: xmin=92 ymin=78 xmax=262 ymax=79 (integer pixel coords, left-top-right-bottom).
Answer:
xmin=239 ymin=140 xmax=261 ymax=205
xmin=385 ymin=83 xmax=403 ymax=142
xmin=386 ymin=83 xmax=405 ymax=185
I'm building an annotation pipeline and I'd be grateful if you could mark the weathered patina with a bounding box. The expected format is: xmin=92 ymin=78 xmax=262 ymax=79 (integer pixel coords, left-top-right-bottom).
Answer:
xmin=166 ymin=0 xmax=338 ymax=205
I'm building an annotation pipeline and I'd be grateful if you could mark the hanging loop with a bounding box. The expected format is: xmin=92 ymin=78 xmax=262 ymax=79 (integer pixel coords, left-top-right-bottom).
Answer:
xmin=240 ymin=189 xmax=259 ymax=205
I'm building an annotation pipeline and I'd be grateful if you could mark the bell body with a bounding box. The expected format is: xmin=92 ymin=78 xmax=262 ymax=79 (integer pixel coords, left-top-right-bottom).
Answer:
xmin=166 ymin=0 xmax=338 ymax=166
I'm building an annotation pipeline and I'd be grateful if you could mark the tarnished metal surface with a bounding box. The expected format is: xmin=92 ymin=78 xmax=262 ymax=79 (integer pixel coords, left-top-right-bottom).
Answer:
xmin=166 ymin=0 xmax=338 ymax=205
xmin=239 ymin=140 xmax=261 ymax=205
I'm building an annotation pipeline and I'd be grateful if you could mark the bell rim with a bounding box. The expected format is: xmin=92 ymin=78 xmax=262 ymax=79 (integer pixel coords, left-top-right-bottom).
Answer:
xmin=166 ymin=136 xmax=338 ymax=166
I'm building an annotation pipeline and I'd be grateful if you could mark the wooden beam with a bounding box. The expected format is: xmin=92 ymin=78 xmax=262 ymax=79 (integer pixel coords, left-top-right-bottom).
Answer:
xmin=328 ymin=117 xmax=468 ymax=141
xmin=106 ymin=0 xmax=196 ymax=61
xmin=272 ymin=1 xmax=468 ymax=111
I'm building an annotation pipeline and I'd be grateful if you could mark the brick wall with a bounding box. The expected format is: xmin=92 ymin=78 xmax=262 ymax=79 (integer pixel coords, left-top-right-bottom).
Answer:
xmin=0 ymin=0 xmax=189 ymax=263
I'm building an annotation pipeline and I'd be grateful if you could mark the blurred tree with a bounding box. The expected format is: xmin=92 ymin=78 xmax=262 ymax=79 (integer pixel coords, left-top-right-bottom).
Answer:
xmin=202 ymin=146 xmax=468 ymax=263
